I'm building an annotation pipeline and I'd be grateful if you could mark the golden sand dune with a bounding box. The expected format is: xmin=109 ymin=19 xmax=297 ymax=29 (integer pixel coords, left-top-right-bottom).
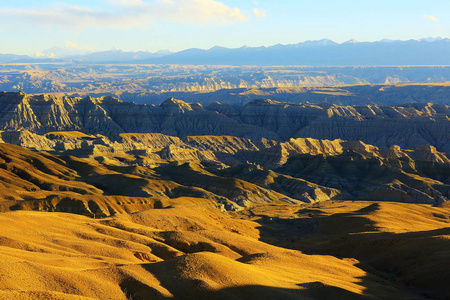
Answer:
xmin=1 ymin=197 xmax=448 ymax=299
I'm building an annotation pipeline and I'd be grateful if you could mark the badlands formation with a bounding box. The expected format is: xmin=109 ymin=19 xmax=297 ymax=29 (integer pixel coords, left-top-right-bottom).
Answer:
xmin=2 ymin=91 xmax=450 ymax=150
xmin=0 ymin=92 xmax=449 ymax=299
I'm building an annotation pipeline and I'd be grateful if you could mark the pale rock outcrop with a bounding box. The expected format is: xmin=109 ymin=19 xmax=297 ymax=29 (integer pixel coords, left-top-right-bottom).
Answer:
xmin=119 ymin=133 xmax=188 ymax=149
xmin=0 ymin=130 xmax=55 ymax=150
xmin=159 ymin=145 xmax=217 ymax=163
xmin=160 ymin=97 xmax=195 ymax=113
xmin=185 ymin=136 xmax=259 ymax=154
xmin=341 ymin=141 xmax=382 ymax=158
xmin=412 ymin=145 xmax=450 ymax=163
xmin=282 ymin=138 xmax=344 ymax=156
xmin=384 ymin=145 xmax=412 ymax=160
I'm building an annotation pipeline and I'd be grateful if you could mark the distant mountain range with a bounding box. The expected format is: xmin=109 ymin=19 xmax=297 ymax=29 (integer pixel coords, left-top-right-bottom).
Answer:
xmin=1 ymin=38 xmax=450 ymax=66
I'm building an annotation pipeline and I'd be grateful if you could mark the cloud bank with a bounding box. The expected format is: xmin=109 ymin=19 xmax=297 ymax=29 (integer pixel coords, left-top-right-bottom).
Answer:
xmin=424 ymin=15 xmax=442 ymax=35
xmin=2 ymin=0 xmax=247 ymax=30
xmin=65 ymin=41 xmax=94 ymax=52
xmin=253 ymin=8 xmax=266 ymax=18
xmin=424 ymin=15 xmax=439 ymax=23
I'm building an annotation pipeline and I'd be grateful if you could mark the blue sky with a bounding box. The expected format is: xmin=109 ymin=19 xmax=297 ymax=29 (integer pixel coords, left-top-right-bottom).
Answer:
xmin=1 ymin=0 xmax=449 ymax=55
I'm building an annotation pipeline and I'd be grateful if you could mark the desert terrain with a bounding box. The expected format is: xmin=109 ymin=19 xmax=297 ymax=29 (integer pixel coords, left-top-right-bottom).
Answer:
xmin=1 ymin=198 xmax=449 ymax=299
xmin=0 ymin=90 xmax=449 ymax=298
xmin=3 ymin=0 xmax=450 ymax=298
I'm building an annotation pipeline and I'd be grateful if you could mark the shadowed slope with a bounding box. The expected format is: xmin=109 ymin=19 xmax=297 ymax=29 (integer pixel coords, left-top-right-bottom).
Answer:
xmin=246 ymin=201 xmax=450 ymax=299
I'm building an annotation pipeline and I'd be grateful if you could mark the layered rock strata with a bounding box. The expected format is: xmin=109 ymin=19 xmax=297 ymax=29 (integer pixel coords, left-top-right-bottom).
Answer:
xmin=2 ymin=92 xmax=450 ymax=151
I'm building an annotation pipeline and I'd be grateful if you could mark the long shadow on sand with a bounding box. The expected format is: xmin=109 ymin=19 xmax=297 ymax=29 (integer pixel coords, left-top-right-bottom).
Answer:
xmin=121 ymin=266 xmax=370 ymax=300
xmin=254 ymin=202 xmax=450 ymax=300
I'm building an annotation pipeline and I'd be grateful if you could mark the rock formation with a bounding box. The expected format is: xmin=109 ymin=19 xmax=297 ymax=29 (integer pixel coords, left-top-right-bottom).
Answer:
xmin=1 ymin=128 xmax=450 ymax=209
xmin=2 ymin=92 xmax=450 ymax=152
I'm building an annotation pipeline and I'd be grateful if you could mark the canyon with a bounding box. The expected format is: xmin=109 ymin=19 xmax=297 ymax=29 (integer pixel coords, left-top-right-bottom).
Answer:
xmin=0 ymin=90 xmax=449 ymax=299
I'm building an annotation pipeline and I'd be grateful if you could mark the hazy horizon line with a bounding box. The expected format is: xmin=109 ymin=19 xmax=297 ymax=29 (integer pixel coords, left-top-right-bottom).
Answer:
xmin=3 ymin=36 xmax=448 ymax=58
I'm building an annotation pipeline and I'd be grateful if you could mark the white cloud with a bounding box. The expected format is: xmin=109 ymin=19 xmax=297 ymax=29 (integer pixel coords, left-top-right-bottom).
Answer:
xmin=65 ymin=41 xmax=94 ymax=52
xmin=424 ymin=15 xmax=443 ymax=35
xmin=1 ymin=0 xmax=247 ymax=30
xmin=424 ymin=15 xmax=439 ymax=23
xmin=253 ymin=8 xmax=266 ymax=18
xmin=35 ymin=52 xmax=56 ymax=58
xmin=34 ymin=52 xmax=47 ymax=57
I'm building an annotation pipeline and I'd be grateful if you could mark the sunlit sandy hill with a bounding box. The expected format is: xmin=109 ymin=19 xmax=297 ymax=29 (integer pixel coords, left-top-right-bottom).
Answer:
xmin=1 ymin=197 xmax=449 ymax=299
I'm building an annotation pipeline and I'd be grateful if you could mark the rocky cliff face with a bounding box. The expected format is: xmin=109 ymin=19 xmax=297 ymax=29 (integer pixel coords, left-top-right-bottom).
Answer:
xmin=216 ymin=100 xmax=450 ymax=150
xmin=0 ymin=93 xmax=279 ymax=141
xmin=2 ymin=92 xmax=450 ymax=152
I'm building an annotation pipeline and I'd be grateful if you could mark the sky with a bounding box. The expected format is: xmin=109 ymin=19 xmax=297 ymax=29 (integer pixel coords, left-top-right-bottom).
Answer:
xmin=1 ymin=0 xmax=449 ymax=56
